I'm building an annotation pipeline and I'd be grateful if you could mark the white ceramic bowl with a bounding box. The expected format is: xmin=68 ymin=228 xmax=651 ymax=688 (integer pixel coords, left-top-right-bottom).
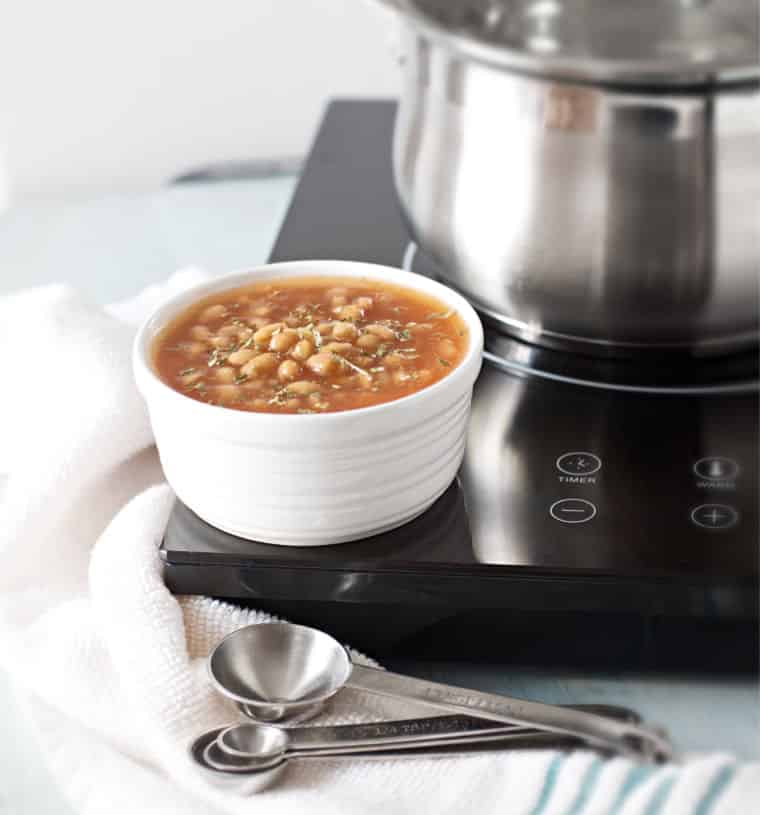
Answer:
xmin=133 ymin=260 xmax=483 ymax=545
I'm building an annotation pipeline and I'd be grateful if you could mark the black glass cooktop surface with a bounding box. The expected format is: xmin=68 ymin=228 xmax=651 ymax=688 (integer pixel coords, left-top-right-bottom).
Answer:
xmin=161 ymin=100 xmax=759 ymax=671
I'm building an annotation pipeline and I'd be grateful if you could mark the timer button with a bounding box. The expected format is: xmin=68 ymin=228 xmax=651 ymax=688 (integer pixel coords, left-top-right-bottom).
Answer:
xmin=556 ymin=452 xmax=602 ymax=476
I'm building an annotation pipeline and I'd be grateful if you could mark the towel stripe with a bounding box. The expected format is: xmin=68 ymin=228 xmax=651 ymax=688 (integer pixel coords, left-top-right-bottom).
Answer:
xmin=608 ymin=765 xmax=656 ymax=813
xmin=565 ymin=758 xmax=603 ymax=815
xmin=694 ymin=765 xmax=737 ymax=815
xmin=643 ymin=775 xmax=677 ymax=815
xmin=530 ymin=754 xmax=565 ymax=815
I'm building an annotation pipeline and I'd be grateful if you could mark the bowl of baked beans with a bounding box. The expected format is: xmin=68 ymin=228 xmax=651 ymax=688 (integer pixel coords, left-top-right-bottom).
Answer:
xmin=134 ymin=260 xmax=483 ymax=545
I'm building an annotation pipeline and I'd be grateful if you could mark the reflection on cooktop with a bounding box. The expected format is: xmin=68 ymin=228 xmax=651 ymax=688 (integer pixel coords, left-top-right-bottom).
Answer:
xmin=163 ymin=479 xmax=474 ymax=566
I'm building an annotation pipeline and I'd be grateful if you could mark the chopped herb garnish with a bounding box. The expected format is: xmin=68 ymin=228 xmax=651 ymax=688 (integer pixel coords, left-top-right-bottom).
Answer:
xmin=397 ymin=329 xmax=412 ymax=341
xmin=438 ymin=357 xmax=451 ymax=367
xmin=179 ymin=367 xmax=196 ymax=376
xmin=331 ymin=353 xmax=372 ymax=380
xmin=207 ymin=349 xmax=228 ymax=367
xmin=369 ymin=366 xmax=385 ymax=373
xmin=186 ymin=381 xmax=206 ymax=392
xmin=234 ymin=373 xmax=249 ymax=385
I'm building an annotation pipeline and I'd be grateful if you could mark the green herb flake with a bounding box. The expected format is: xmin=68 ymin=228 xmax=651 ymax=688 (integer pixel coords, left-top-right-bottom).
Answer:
xmin=179 ymin=367 xmax=196 ymax=376
xmin=397 ymin=329 xmax=412 ymax=341
xmin=234 ymin=373 xmax=249 ymax=385
xmin=438 ymin=357 xmax=451 ymax=367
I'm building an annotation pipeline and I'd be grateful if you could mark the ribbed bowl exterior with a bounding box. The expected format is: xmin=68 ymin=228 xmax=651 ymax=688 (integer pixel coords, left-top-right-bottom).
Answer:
xmin=134 ymin=261 xmax=483 ymax=546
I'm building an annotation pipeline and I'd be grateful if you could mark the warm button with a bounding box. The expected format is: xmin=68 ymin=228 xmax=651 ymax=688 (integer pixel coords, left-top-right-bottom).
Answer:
xmin=693 ymin=457 xmax=739 ymax=481
xmin=550 ymin=498 xmax=597 ymax=524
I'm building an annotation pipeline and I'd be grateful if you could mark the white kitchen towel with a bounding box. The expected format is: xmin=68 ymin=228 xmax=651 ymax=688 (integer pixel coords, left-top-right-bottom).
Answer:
xmin=0 ymin=273 xmax=756 ymax=815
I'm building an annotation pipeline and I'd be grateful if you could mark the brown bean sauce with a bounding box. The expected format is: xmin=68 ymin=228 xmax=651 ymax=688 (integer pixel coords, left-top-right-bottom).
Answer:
xmin=152 ymin=277 xmax=468 ymax=414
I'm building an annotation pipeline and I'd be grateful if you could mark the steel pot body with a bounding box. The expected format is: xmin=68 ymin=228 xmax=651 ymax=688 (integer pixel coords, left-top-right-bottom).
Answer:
xmin=392 ymin=29 xmax=760 ymax=355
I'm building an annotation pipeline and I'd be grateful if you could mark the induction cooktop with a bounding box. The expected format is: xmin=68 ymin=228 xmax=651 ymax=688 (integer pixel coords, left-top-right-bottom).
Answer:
xmin=161 ymin=100 xmax=759 ymax=673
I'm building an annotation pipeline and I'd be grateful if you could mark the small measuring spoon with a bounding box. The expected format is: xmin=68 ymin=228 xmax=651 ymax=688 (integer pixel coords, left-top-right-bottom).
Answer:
xmin=206 ymin=705 xmax=640 ymax=772
xmin=208 ymin=622 xmax=673 ymax=763
xmin=190 ymin=726 xmax=582 ymax=795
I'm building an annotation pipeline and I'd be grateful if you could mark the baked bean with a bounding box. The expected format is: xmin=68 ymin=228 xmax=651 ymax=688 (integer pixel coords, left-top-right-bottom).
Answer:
xmin=384 ymin=353 xmax=405 ymax=368
xmin=356 ymin=333 xmax=381 ymax=352
xmin=366 ymin=324 xmax=396 ymax=340
xmin=291 ymin=339 xmax=314 ymax=361
xmin=190 ymin=325 xmax=212 ymax=341
xmin=270 ymin=329 xmax=298 ymax=352
xmin=335 ymin=304 xmax=363 ymax=321
xmin=227 ymin=348 xmax=256 ymax=366
xmin=210 ymin=335 xmax=233 ymax=349
xmin=437 ymin=339 xmax=457 ymax=360
xmin=200 ymin=304 xmax=226 ymax=321
xmin=306 ymin=352 xmax=337 ymax=377
xmin=288 ymin=380 xmax=321 ymax=395
xmin=252 ymin=304 xmax=272 ymax=316
xmin=253 ymin=322 xmax=286 ymax=345
xmin=180 ymin=370 xmax=204 ymax=385
xmin=332 ymin=321 xmax=359 ymax=341
xmin=278 ymin=359 xmax=300 ymax=382
xmin=218 ymin=325 xmax=240 ymax=337
xmin=185 ymin=341 xmax=207 ymax=356
xmin=241 ymin=353 xmax=279 ymax=377
xmin=216 ymin=384 xmax=241 ymax=403
xmin=354 ymin=354 xmax=374 ymax=368
xmin=331 ymin=295 xmax=348 ymax=307
xmin=215 ymin=366 xmax=237 ymax=383
xmin=321 ymin=342 xmax=354 ymax=355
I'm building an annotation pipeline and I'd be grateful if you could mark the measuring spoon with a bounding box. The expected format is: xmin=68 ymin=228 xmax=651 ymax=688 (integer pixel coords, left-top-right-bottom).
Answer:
xmin=207 ymin=705 xmax=639 ymax=771
xmin=208 ymin=622 xmax=673 ymax=762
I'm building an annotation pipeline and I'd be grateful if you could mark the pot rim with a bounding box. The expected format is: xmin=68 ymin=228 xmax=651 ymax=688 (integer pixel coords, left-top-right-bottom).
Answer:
xmin=380 ymin=0 xmax=760 ymax=88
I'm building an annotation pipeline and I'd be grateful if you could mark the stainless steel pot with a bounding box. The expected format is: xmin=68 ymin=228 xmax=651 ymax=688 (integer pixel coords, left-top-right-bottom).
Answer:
xmin=380 ymin=0 xmax=760 ymax=356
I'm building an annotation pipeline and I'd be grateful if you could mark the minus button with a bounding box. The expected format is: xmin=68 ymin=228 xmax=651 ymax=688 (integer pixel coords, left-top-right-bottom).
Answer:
xmin=549 ymin=498 xmax=597 ymax=524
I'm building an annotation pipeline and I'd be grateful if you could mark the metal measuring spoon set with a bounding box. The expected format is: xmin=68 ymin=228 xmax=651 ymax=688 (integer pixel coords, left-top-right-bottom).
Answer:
xmin=190 ymin=622 xmax=674 ymax=793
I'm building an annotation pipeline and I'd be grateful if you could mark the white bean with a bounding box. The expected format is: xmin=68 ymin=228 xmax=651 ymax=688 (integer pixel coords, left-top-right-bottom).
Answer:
xmin=306 ymin=353 xmax=337 ymax=377
xmin=215 ymin=366 xmax=237 ymax=383
xmin=278 ymin=359 xmax=300 ymax=382
xmin=227 ymin=348 xmax=256 ymax=366
xmin=332 ymin=321 xmax=359 ymax=341
xmin=270 ymin=329 xmax=298 ymax=353
xmin=291 ymin=339 xmax=314 ymax=361
xmin=190 ymin=325 xmax=212 ymax=341
xmin=288 ymin=380 xmax=321 ymax=395
xmin=366 ymin=324 xmax=396 ymax=340
xmin=241 ymin=353 xmax=279 ymax=377
xmin=200 ymin=304 xmax=226 ymax=321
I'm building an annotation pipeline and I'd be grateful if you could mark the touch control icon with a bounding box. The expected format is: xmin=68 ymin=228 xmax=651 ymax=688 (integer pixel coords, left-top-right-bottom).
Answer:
xmin=556 ymin=452 xmax=602 ymax=476
xmin=690 ymin=504 xmax=739 ymax=530
xmin=693 ymin=457 xmax=739 ymax=481
xmin=550 ymin=498 xmax=597 ymax=524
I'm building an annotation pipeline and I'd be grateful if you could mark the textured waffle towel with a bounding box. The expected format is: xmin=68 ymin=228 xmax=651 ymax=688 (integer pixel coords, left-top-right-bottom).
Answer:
xmin=0 ymin=272 xmax=757 ymax=815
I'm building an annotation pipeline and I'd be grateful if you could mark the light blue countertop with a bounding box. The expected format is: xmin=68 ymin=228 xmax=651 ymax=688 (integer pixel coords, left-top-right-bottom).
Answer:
xmin=0 ymin=177 xmax=757 ymax=812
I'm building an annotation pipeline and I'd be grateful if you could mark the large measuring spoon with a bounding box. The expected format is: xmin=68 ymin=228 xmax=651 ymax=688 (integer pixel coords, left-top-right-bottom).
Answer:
xmin=208 ymin=622 xmax=673 ymax=763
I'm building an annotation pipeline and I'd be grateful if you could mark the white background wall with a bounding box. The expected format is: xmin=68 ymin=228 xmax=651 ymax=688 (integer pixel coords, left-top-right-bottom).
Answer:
xmin=0 ymin=0 xmax=399 ymax=205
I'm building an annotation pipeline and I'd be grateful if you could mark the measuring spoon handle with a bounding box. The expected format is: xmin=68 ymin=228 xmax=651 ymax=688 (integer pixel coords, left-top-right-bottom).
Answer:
xmin=345 ymin=663 xmax=673 ymax=763
xmin=286 ymin=704 xmax=639 ymax=753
